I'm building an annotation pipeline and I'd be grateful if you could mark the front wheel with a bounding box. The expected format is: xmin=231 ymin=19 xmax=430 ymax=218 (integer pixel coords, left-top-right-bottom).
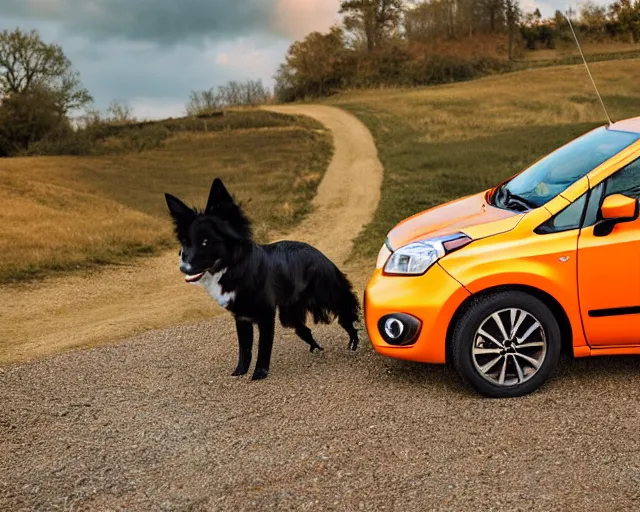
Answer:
xmin=451 ymin=291 xmax=561 ymax=398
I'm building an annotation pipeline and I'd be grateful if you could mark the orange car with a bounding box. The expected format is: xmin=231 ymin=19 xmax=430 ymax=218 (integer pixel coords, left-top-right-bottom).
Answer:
xmin=364 ymin=117 xmax=640 ymax=397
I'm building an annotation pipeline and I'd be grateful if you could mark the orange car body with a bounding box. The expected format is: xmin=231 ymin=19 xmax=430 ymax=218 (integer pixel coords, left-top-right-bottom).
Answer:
xmin=365 ymin=117 xmax=640 ymax=365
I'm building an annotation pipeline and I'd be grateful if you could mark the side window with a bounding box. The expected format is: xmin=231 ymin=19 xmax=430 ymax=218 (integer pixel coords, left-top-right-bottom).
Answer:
xmin=582 ymin=182 xmax=605 ymax=228
xmin=535 ymin=193 xmax=588 ymax=234
xmin=604 ymin=158 xmax=640 ymax=200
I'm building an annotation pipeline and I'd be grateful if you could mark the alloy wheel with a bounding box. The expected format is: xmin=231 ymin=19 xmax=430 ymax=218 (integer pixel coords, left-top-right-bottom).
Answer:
xmin=471 ymin=308 xmax=547 ymax=387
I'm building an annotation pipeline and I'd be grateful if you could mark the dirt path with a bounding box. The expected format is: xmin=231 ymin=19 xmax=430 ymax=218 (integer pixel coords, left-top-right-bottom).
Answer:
xmin=264 ymin=105 xmax=383 ymax=265
xmin=0 ymin=106 xmax=383 ymax=366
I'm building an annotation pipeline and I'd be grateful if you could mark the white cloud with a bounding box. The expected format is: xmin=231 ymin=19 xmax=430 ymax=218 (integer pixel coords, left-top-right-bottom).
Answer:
xmin=215 ymin=53 xmax=229 ymax=65
xmin=271 ymin=0 xmax=341 ymax=39
xmin=129 ymin=97 xmax=186 ymax=121
xmin=207 ymin=39 xmax=282 ymax=75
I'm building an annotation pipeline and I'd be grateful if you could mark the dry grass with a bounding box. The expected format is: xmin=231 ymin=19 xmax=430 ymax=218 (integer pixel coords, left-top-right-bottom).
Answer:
xmin=0 ymin=114 xmax=332 ymax=283
xmin=327 ymin=59 xmax=640 ymax=257
xmin=520 ymin=41 xmax=640 ymax=62
xmin=330 ymin=59 xmax=640 ymax=143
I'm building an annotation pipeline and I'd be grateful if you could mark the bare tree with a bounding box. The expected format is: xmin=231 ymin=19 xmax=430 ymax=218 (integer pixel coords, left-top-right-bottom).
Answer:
xmin=0 ymin=28 xmax=92 ymax=113
xmin=73 ymin=107 xmax=103 ymax=130
xmin=186 ymin=88 xmax=222 ymax=116
xmin=106 ymin=99 xmax=135 ymax=125
xmin=186 ymin=79 xmax=271 ymax=115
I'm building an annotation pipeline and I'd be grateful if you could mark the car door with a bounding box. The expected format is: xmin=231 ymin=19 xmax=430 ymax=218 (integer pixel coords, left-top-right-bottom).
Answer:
xmin=577 ymin=158 xmax=640 ymax=346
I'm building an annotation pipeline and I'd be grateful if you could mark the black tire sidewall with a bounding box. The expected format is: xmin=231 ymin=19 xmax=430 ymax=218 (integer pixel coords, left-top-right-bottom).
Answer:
xmin=452 ymin=291 xmax=561 ymax=398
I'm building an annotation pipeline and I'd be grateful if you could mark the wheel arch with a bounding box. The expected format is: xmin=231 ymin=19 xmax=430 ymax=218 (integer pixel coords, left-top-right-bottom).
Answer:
xmin=445 ymin=284 xmax=574 ymax=364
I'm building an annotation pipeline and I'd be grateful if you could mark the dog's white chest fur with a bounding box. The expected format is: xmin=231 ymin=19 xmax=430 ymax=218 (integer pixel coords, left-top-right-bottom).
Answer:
xmin=198 ymin=269 xmax=236 ymax=309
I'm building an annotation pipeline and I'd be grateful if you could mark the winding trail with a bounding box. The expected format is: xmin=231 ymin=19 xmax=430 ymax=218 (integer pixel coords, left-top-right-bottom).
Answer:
xmin=264 ymin=105 xmax=382 ymax=265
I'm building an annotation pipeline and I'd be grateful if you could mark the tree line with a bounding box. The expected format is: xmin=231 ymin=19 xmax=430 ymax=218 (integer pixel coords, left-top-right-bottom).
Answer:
xmin=185 ymin=79 xmax=273 ymax=116
xmin=520 ymin=1 xmax=640 ymax=50
xmin=275 ymin=0 xmax=640 ymax=102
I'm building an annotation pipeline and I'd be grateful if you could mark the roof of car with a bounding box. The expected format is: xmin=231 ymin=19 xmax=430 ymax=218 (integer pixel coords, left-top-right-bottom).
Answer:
xmin=608 ymin=116 xmax=640 ymax=135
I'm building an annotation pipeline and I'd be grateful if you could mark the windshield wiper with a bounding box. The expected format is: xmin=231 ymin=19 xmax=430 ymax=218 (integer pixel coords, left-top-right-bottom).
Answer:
xmin=505 ymin=190 xmax=537 ymax=211
xmin=496 ymin=186 xmax=536 ymax=212
xmin=492 ymin=183 xmax=508 ymax=208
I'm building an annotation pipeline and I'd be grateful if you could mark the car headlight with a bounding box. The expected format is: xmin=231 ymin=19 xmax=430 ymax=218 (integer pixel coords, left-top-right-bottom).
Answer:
xmin=384 ymin=240 xmax=445 ymax=275
xmin=382 ymin=234 xmax=473 ymax=276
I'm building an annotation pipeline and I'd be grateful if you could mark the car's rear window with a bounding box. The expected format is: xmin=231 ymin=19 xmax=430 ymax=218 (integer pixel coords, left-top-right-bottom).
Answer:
xmin=505 ymin=126 xmax=640 ymax=208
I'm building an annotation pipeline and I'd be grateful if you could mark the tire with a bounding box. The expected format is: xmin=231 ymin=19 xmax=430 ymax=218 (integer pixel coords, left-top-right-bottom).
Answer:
xmin=451 ymin=291 xmax=561 ymax=398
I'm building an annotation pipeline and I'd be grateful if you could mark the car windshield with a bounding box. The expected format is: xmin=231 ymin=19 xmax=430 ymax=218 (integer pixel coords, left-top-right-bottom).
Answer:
xmin=494 ymin=126 xmax=640 ymax=210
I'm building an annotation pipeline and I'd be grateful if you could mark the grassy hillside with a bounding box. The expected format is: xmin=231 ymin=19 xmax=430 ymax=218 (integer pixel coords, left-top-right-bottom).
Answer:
xmin=517 ymin=42 xmax=640 ymax=63
xmin=0 ymin=111 xmax=332 ymax=283
xmin=327 ymin=59 xmax=640 ymax=258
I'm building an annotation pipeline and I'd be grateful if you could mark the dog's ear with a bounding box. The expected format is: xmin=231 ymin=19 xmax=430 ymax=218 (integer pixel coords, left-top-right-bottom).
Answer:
xmin=165 ymin=193 xmax=195 ymax=222
xmin=206 ymin=178 xmax=234 ymax=213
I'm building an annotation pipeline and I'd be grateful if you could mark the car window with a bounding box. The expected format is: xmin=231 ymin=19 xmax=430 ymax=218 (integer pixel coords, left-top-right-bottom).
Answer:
xmin=605 ymin=157 xmax=640 ymax=200
xmin=582 ymin=182 xmax=605 ymax=228
xmin=503 ymin=127 xmax=640 ymax=209
xmin=535 ymin=193 xmax=588 ymax=234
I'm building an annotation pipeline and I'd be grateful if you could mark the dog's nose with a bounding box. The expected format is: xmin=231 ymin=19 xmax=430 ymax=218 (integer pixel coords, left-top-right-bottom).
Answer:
xmin=179 ymin=261 xmax=191 ymax=274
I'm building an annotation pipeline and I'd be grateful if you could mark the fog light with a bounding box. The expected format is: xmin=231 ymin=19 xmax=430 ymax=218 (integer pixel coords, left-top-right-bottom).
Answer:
xmin=384 ymin=318 xmax=405 ymax=340
xmin=378 ymin=313 xmax=421 ymax=346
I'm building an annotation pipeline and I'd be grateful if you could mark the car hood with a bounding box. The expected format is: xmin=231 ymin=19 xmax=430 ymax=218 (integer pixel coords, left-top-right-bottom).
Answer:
xmin=386 ymin=191 xmax=523 ymax=250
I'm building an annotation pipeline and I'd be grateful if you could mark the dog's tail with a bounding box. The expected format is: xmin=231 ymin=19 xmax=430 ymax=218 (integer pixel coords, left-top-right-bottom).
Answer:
xmin=333 ymin=268 xmax=361 ymax=350
xmin=335 ymin=268 xmax=360 ymax=326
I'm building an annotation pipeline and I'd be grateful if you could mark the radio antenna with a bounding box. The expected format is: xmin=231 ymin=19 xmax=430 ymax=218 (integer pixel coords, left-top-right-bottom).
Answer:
xmin=565 ymin=11 xmax=613 ymax=125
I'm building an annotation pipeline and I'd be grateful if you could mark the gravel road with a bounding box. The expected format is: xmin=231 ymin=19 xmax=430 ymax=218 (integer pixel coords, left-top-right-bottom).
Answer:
xmin=2 ymin=321 xmax=640 ymax=511
xmin=2 ymin=106 xmax=639 ymax=511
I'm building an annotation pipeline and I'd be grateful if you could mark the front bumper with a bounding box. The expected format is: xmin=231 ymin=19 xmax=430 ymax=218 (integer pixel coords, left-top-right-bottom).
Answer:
xmin=364 ymin=263 xmax=470 ymax=364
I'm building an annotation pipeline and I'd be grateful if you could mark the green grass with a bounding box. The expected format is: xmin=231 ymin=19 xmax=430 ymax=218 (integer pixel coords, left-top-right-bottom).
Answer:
xmin=328 ymin=59 xmax=640 ymax=259
xmin=0 ymin=111 xmax=333 ymax=283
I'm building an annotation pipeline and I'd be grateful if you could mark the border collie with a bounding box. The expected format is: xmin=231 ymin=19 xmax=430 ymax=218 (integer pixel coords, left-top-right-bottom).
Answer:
xmin=164 ymin=178 xmax=361 ymax=381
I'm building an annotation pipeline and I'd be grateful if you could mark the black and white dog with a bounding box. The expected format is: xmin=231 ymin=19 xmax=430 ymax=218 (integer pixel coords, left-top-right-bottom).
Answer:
xmin=164 ymin=178 xmax=361 ymax=381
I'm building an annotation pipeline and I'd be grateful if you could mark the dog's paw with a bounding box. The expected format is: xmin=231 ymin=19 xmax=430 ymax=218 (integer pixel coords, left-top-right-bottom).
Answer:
xmin=251 ymin=368 xmax=269 ymax=381
xmin=231 ymin=367 xmax=249 ymax=377
xmin=309 ymin=344 xmax=324 ymax=353
xmin=349 ymin=338 xmax=359 ymax=351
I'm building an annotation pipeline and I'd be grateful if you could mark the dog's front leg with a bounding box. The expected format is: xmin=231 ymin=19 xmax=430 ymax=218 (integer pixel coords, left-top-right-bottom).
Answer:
xmin=232 ymin=318 xmax=254 ymax=377
xmin=252 ymin=312 xmax=275 ymax=381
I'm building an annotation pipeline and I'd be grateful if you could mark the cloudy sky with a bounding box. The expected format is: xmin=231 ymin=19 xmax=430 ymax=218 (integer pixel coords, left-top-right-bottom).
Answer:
xmin=0 ymin=0 xmax=609 ymax=119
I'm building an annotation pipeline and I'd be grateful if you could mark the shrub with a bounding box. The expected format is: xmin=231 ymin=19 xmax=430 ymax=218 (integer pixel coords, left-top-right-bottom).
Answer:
xmin=0 ymin=88 xmax=67 ymax=156
xmin=122 ymin=124 xmax=170 ymax=153
xmin=27 ymin=124 xmax=95 ymax=156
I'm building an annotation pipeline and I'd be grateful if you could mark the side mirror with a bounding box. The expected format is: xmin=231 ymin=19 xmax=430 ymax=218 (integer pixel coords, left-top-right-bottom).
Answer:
xmin=594 ymin=193 xmax=639 ymax=237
